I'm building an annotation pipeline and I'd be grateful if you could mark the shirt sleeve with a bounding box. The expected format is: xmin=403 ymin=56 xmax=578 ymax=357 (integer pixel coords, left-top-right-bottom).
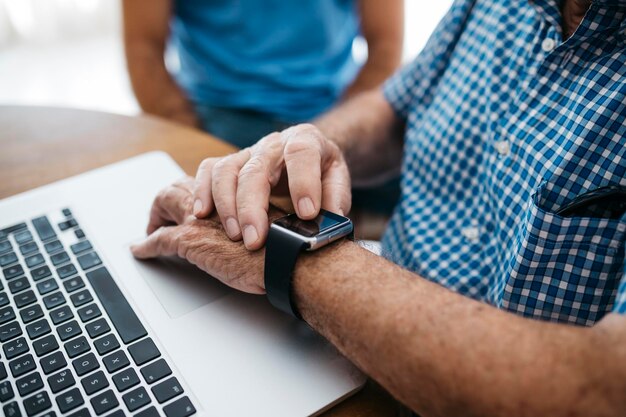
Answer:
xmin=612 ymin=244 xmax=626 ymax=314
xmin=383 ymin=0 xmax=477 ymax=119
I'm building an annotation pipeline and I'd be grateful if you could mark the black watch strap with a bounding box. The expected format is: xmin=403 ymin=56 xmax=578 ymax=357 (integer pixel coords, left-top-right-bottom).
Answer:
xmin=264 ymin=226 xmax=309 ymax=319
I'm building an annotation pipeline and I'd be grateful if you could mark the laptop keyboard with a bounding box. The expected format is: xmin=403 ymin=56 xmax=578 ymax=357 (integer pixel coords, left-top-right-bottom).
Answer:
xmin=0 ymin=209 xmax=196 ymax=417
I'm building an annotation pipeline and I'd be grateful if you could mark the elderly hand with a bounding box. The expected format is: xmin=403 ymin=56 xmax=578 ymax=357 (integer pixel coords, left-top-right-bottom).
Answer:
xmin=130 ymin=176 xmax=269 ymax=294
xmin=192 ymin=124 xmax=351 ymax=250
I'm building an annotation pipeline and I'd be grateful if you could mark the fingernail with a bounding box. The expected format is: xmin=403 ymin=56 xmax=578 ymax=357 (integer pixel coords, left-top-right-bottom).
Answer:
xmin=193 ymin=199 xmax=203 ymax=217
xmin=298 ymin=197 xmax=315 ymax=217
xmin=225 ymin=217 xmax=240 ymax=238
xmin=243 ymin=225 xmax=259 ymax=247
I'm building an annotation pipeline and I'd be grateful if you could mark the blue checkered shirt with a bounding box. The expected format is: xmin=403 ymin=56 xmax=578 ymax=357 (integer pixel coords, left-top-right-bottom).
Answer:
xmin=381 ymin=0 xmax=626 ymax=325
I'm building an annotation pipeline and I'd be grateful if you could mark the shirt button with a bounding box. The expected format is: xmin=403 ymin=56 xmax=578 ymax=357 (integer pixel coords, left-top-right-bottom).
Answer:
xmin=541 ymin=38 xmax=556 ymax=53
xmin=494 ymin=140 xmax=510 ymax=156
xmin=461 ymin=227 xmax=480 ymax=241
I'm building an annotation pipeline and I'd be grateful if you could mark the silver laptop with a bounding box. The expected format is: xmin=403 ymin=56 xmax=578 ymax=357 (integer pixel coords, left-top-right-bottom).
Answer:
xmin=0 ymin=152 xmax=365 ymax=417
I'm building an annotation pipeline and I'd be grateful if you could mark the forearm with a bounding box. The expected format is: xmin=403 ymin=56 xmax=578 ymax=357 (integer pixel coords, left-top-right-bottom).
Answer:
xmin=342 ymin=46 xmax=402 ymax=100
xmin=293 ymin=240 xmax=626 ymax=416
xmin=125 ymin=43 xmax=198 ymax=127
xmin=314 ymin=90 xmax=404 ymax=187
xmin=122 ymin=0 xmax=198 ymax=127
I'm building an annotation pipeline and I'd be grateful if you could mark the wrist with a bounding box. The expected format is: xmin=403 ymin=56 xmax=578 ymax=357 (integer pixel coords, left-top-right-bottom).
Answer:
xmin=291 ymin=238 xmax=360 ymax=321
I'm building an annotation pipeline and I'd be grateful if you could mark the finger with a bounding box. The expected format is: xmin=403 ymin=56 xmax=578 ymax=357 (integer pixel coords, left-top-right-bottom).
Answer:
xmin=282 ymin=125 xmax=324 ymax=219
xmin=193 ymin=157 xmax=220 ymax=218
xmin=321 ymin=156 xmax=352 ymax=216
xmin=131 ymin=226 xmax=179 ymax=259
xmin=147 ymin=178 xmax=195 ymax=234
xmin=211 ymin=149 xmax=250 ymax=240
xmin=236 ymin=134 xmax=284 ymax=249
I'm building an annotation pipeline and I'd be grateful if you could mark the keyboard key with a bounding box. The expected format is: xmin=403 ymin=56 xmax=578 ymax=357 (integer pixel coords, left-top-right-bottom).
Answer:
xmin=63 ymin=277 xmax=85 ymax=293
xmin=57 ymin=263 xmax=78 ymax=279
xmin=72 ymin=352 xmax=99 ymax=376
xmin=26 ymin=318 xmax=51 ymax=340
xmin=0 ymin=380 xmax=14 ymax=401
xmin=64 ymin=336 xmax=90 ymax=358
xmin=122 ymin=386 xmax=151 ymax=412
xmin=3 ymin=336 xmax=29 ymax=359
xmin=9 ymin=353 xmax=36 ymax=377
xmin=0 ymin=222 xmax=27 ymax=238
xmin=136 ymin=406 xmax=160 ymax=417
xmin=58 ymin=219 xmax=78 ymax=231
xmin=75 ymin=229 xmax=85 ymax=239
xmin=19 ymin=242 xmax=39 ymax=256
xmin=57 ymin=320 xmax=82 ymax=341
xmin=94 ymin=333 xmax=119 ymax=355
xmin=14 ymin=230 xmax=33 ymax=245
xmin=50 ymin=305 xmax=74 ymax=325
xmin=44 ymin=240 xmax=63 ymax=255
xmin=140 ymin=359 xmax=172 ymax=384
xmin=70 ymin=240 xmax=92 ymax=255
xmin=0 ymin=252 xmax=18 ymax=267
xmin=68 ymin=408 xmax=89 ymax=417
xmin=37 ymin=278 xmax=58 ymax=296
xmin=77 ymin=303 xmax=101 ymax=323
xmin=87 ymin=267 xmax=147 ymax=344
xmin=4 ymin=264 xmax=24 ymax=280
xmin=0 ymin=240 xmax=11 ymax=255
xmin=77 ymin=252 xmax=102 ymax=271
xmin=0 ymin=361 xmax=6 ymax=379
xmin=0 ymin=292 xmax=8 ymax=307
xmin=15 ymin=290 xmax=37 ymax=308
xmin=9 ymin=277 xmax=30 ymax=294
xmin=32 ymin=217 xmax=56 ymax=242
xmin=2 ymin=401 xmax=19 ymax=417
xmin=0 ymin=305 xmax=16 ymax=324
xmin=91 ymin=389 xmax=119 ymax=415
xmin=23 ymin=391 xmax=52 ymax=417
xmin=43 ymin=292 xmax=66 ymax=310
xmin=31 ymin=265 xmax=52 ymax=281
xmin=33 ymin=334 xmax=59 ymax=357
xmin=128 ymin=338 xmax=160 ymax=366
xmin=50 ymin=251 xmax=70 ymax=267
xmin=102 ymin=350 xmax=129 ymax=373
xmin=85 ymin=318 xmax=110 ymax=339
xmin=112 ymin=367 xmax=140 ymax=392
xmin=25 ymin=253 xmax=45 ymax=269
xmin=70 ymin=289 xmax=93 ymax=308
xmin=164 ymin=396 xmax=196 ymax=417
xmin=81 ymin=370 xmax=109 ymax=395
xmin=56 ymin=387 xmax=84 ymax=413
xmin=16 ymin=371 xmax=43 ymax=396
xmin=19 ymin=304 xmax=44 ymax=324
xmin=0 ymin=321 xmax=23 ymax=342
xmin=47 ymin=369 xmax=76 ymax=393
xmin=40 ymin=351 xmax=67 ymax=375
xmin=152 ymin=376 xmax=184 ymax=403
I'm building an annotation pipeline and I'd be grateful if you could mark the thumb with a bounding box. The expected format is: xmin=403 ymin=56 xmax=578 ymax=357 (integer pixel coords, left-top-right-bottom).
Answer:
xmin=130 ymin=227 xmax=179 ymax=259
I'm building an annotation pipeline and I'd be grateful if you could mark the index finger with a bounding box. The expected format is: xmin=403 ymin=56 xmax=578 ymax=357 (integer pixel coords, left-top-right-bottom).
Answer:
xmin=193 ymin=157 xmax=220 ymax=218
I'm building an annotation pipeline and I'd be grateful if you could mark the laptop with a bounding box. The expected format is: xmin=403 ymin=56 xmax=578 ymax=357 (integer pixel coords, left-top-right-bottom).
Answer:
xmin=0 ymin=152 xmax=365 ymax=417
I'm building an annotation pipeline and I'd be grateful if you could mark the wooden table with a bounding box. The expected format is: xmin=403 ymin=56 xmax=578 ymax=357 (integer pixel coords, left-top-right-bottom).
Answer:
xmin=0 ymin=106 xmax=403 ymax=417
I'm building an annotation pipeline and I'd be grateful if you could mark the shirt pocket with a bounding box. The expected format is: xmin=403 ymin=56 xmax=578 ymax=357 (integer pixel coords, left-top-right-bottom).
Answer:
xmin=500 ymin=182 xmax=626 ymax=326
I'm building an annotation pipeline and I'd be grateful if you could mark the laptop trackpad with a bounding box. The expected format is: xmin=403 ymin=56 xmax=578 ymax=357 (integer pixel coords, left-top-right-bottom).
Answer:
xmin=133 ymin=256 xmax=230 ymax=319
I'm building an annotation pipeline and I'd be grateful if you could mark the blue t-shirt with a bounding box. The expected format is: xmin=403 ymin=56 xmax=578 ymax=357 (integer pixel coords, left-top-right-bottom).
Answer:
xmin=170 ymin=0 xmax=360 ymax=122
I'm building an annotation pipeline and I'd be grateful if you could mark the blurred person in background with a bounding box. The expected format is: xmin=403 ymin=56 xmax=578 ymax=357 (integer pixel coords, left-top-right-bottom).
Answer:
xmin=122 ymin=0 xmax=403 ymax=148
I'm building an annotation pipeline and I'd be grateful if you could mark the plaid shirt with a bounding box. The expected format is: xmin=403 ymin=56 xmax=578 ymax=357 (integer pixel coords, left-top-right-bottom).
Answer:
xmin=381 ymin=0 xmax=626 ymax=325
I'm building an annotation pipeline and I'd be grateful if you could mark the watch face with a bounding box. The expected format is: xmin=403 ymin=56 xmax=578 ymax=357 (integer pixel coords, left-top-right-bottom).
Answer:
xmin=274 ymin=210 xmax=350 ymax=238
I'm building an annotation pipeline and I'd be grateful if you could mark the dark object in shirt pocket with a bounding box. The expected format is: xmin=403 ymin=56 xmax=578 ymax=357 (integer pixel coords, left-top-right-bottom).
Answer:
xmin=556 ymin=185 xmax=626 ymax=219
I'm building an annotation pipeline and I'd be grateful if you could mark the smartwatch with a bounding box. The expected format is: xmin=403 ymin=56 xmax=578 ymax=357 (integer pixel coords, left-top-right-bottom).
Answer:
xmin=264 ymin=209 xmax=353 ymax=319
